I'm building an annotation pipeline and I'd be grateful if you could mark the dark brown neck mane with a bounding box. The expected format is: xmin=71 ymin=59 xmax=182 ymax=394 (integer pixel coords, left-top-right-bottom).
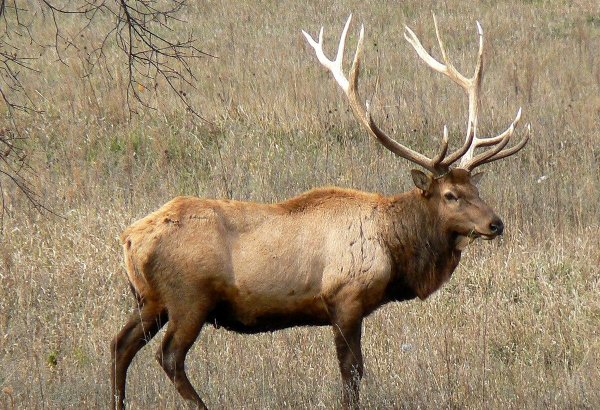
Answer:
xmin=382 ymin=189 xmax=461 ymax=301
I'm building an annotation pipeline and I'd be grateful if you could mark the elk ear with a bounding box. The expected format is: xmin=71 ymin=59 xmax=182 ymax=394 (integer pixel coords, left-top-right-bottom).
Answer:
xmin=411 ymin=169 xmax=433 ymax=195
xmin=470 ymin=171 xmax=485 ymax=186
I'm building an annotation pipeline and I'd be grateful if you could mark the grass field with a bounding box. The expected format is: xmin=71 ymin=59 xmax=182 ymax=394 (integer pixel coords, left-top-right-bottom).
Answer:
xmin=1 ymin=0 xmax=599 ymax=408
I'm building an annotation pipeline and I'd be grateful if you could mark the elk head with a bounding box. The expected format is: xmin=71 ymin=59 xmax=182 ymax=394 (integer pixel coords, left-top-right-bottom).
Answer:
xmin=411 ymin=168 xmax=504 ymax=251
xmin=303 ymin=14 xmax=529 ymax=245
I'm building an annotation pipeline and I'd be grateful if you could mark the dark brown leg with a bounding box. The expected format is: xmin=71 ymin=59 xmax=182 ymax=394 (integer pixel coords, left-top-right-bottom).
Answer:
xmin=111 ymin=304 xmax=167 ymax=410
xmin=155 ymin=304 xmax=209 ymax=409
xmin=332 ymin=309 xmax=364 ymax=409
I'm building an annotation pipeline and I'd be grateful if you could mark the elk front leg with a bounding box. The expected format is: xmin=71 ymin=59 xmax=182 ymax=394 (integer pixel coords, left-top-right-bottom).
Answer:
xmin=332 ymin=312 xmax=364 ymax=409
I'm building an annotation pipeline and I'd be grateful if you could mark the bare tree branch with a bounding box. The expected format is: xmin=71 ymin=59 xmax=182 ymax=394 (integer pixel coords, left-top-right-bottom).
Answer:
xmin=114 ymin=0 xmax=213 ymax=118
xmin=0 ymin=0 xmax=213 ymax=225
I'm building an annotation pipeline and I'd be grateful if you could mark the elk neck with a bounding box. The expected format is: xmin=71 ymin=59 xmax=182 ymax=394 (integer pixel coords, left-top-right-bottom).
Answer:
xmin=380 ymin=188 xmax=462 ymax=301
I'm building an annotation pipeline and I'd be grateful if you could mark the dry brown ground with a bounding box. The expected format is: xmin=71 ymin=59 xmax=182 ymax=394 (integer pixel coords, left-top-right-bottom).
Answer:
xmin=1 ymin=0 xmax=599 ymax=408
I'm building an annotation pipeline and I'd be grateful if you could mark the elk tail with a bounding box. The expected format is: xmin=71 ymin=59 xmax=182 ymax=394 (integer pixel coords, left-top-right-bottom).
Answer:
xmin=120 ymin=232 xmax=150 ymax=302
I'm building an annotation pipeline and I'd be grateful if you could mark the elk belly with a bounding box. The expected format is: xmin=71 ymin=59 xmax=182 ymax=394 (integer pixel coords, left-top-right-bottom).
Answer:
xmin=208 ymin=292 xmax=330 ymax=333
xmin=215 ymin=243 xmax=330 ymax=332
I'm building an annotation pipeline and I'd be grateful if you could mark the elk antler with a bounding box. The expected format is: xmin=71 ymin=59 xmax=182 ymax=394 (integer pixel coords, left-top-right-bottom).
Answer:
xmin=303 ymin=15 xmax=529 ymax=175
xmin=404 ymin=14 xmax=529 ymax=171
xmin=303 ymin=15 xmax=453 ymax=175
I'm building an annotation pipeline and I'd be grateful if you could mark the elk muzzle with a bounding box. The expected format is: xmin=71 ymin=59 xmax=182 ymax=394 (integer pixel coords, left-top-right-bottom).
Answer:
xmin=489 ymin=217 xmax=504 ymax=236
xmin=476 ymin=215 xmax=504 ymax=239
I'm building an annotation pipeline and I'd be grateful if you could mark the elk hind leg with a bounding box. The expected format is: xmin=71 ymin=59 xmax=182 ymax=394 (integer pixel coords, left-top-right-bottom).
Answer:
xmin=111 ymin=302 xmax=167 ymax=410
xmin=156 ymin=302 xmax=210 ymax=409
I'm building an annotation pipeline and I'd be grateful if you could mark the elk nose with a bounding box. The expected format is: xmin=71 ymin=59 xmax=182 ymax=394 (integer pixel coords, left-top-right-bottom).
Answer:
xmin=489 ymin=218 xmax=504 ymax=236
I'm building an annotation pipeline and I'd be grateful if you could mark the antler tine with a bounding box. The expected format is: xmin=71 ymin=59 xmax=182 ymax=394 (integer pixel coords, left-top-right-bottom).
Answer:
xmin=404 ymin=15 xmax=477 ymax=90
xmin=463 ymin=109 xmax=519 ymax=169
xmin=305 ymin=15 xmax=527 ymax=175
xmin=405 ymin=15 xmax=484 ymax=169
xmin=304 ymin=15 xmax=448 ymax=174
xmin=302 ymin=16 xmax=352 ymax=92
xmin=484 ymin=123 xmax=530 ymax=162
xmin=405 ymin=16 xmax=528 ymax=171
xmin=431 ymin=125 xmax=449 ymax=168
xmin=442 ymin=120 xmax=476 ymax=166
xmin=462 ymin=108 xmax=522 ymax=149
xmin=461 ymin=110 xmax=528 ymax=170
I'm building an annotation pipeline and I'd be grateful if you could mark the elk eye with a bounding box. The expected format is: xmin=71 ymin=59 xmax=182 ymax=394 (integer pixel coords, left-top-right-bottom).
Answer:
xmin=444 ymin=192 xmax=458 ymax=201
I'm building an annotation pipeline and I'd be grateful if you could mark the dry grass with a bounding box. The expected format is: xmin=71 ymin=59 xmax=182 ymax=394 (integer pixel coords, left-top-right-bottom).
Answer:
xmin=1 ymin=0 xmax=599 ymax=408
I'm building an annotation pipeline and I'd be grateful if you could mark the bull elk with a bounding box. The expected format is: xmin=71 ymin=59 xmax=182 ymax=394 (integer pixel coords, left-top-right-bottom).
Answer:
xmin=111 ymin=14 xmax=529 ymax=409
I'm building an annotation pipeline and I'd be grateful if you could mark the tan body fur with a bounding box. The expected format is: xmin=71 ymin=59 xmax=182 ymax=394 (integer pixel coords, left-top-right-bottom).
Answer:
xmin=127 ymin=191 xmax=380 ymax=329
xmin=122 ymin=187 xmax=458 ymax=334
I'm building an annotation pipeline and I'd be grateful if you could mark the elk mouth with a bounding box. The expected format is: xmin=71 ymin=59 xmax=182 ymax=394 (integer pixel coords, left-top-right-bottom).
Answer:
xmin=476 ymin=231 xmax=497 ymax=240
xmin=472 ymin=218 xmax=504 ymax=240
xmin=454 ymin=229 xmax=498 ymax=251
xmin=462 ymin=229 xmax=497 ymax=242
xmin=469 ymin=229 xmax=500 ymax=241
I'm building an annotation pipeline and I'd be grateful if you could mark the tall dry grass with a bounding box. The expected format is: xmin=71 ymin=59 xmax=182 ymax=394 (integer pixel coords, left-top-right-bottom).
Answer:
xmin=1 ymin=0 xmax=599 ymax=408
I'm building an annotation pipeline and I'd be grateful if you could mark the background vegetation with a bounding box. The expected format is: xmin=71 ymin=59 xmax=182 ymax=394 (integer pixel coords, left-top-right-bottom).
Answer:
xmin=1 ymin=0 xmax=599 ymax=408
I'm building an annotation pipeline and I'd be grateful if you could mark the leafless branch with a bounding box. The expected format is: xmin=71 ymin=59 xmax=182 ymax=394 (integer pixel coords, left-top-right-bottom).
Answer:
xmin=114 ymin=0 xmax=213 ymax=118
xmin=0 ymin=0 xmax=212 ymax=224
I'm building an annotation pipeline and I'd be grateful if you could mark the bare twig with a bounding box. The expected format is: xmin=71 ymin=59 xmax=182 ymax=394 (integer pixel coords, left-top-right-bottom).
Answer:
xmin=0 ymin=0 xmax=212 ymax=224
xmin=114 ymin=0 xmax=214 ymax=119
